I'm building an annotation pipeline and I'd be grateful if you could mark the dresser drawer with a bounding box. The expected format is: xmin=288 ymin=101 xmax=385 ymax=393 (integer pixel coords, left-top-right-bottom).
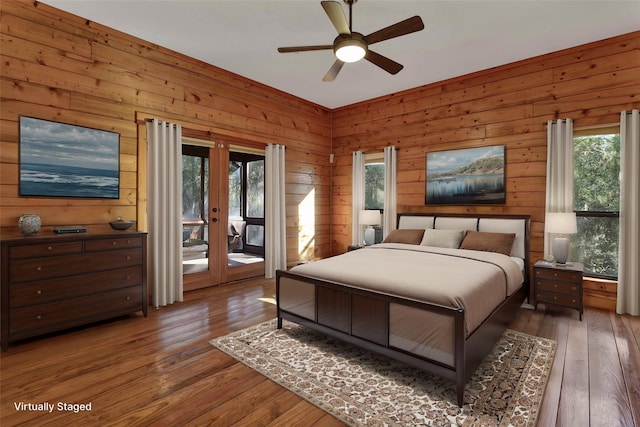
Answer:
xmin=535 ymin=268 xmax=581 ymax=283
xmin=85 ymin=236 xmax=143 ymax=251
xmin=536 ymin=279 xmax=580 ymax=296
xmin=9 ymin=266 xmax=143 ymax=308
xmin=9 ymin=248 xmax=143 ymax=283
xmin=10 ymin=241 xmax=83 ymax=259
xmin=535 ymin=292 xmax=580 ymax=309
xmin=9 ymin=286 xmax=144 ymax=338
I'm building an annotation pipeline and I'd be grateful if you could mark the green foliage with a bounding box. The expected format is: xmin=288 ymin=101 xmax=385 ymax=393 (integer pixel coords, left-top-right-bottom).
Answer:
xmin=365 ymin=163 xmax=384 ymax=210
xmin=572 ymin=134 xmax=620 ymax=278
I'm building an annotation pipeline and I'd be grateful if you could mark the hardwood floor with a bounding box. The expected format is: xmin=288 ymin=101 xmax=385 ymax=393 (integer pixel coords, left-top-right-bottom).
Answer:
xmin=1 ymin=277 xmax=638 ymax=426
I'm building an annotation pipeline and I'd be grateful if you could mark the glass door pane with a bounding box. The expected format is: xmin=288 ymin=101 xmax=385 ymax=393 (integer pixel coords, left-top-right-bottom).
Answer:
xmin=182 ymin=146 xmax=209 ymax=275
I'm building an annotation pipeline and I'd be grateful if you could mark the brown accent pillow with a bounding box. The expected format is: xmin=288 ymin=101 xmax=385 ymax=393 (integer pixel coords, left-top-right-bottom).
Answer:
xmin=459 ymin=231 xmax=516 ymax=256
xmin=383 ymin=229 xmax=425 ymax=245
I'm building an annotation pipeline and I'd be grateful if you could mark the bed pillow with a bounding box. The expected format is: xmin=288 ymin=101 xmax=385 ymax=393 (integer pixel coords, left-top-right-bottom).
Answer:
xmin=420 ymin=229 xmax=466 ymax=249
xmin=382 ymin=229 xmax=425 ymax=245
xmin=459 ymin=231 xmax=516 ymax=256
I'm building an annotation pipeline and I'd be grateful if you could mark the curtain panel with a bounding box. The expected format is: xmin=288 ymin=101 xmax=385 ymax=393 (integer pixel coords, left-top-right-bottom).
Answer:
xmin=383 ymin=146 xmax=397 ymax=238
xmin=265 ymin=144 xmax=287 ymax=278
xmin=544 ymin=119 xmax=574 ymax=259
xmin=617 ymin=110 xmax=640 ymax=315
xmin=146 ymin=119 xmax=183 ymax=307
xmin=351 ymin=151 xmax=365 ymax=245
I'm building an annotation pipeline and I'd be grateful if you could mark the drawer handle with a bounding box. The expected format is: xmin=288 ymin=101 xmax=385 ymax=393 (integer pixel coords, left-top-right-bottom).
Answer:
xmin=126 ymin=296 xmax=131 ymax=301
xmin=572 ymin=299 xmax=576 ymax=303
xmin=553 ymin=272 xmax=558 ymax=277
xmin=36 ymin=266 xmax=42 ymax=271
xmin=112 ymin=241 xmax=117 ymax=245
xmin=47 ymin=246 xmax=53 ymax=251
xmin=126 ymin=275 xmax=131 ymax=280
xmin=553 ymin=296 xmax=558 ymax=300
xmin=554 ymin=284 xmax=558 ymax=288
xmin=572 ymin=286 xmax=577 ymax=291
xmin=36 ymin=290 xmax=42 ymax=295
xmin=36 ymin=315 xmax=42 ymax=320
xmin=126 ymin=256 xmax=131 ymax=260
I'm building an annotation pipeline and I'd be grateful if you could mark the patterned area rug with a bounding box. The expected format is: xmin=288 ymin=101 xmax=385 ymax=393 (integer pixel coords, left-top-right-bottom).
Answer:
xmin=210 ymin=320 xmax=556 ymax=426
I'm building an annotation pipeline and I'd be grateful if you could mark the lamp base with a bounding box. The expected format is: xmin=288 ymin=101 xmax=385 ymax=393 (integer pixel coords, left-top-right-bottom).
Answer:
xmin=552 ymin=236 xmax=570 ymax=264
xmin=364 ymin=227 xmax=375 ymax=246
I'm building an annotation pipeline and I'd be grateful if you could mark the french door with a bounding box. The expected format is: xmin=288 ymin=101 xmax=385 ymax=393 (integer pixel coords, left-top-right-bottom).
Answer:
xmin=181 ymin=138 xmax=265 ymax=291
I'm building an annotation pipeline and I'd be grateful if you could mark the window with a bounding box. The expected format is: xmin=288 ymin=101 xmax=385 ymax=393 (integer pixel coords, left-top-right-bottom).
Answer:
xmin=364 ymin=154 xmax=384 ymax=211
xmin=572 ymin=128 xmax=620 ymax=279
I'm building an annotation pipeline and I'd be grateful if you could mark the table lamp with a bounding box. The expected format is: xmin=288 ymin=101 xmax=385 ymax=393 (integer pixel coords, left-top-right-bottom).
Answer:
xmin=359 ymin=210 xmax=381 ymax=245
xmin=545 ymin=212 xmax=577 ymax=265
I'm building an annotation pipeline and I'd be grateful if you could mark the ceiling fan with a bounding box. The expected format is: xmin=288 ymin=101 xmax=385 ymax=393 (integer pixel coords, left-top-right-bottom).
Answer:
xmin=278 ymin=0 xmax=425 ymax=81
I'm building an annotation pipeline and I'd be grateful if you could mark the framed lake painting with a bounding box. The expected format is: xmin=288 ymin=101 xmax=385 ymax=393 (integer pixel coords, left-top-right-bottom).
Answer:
xmin=425 ymin=145 xmax=505 ymax=205
xmin=19 ymin=116 xmax=120 ymax=199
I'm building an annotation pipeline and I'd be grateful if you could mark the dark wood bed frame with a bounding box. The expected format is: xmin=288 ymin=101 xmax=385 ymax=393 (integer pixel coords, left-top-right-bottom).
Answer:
xmin=276 ymin=213 xmax=530 ymax=407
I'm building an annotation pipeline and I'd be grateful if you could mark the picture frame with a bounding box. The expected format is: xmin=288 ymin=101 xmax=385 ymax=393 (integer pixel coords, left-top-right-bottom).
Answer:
xmin=425 ymin=145 xmax=505 ymax=205
xmin=19 ymin=116 xmax=120 ymax=199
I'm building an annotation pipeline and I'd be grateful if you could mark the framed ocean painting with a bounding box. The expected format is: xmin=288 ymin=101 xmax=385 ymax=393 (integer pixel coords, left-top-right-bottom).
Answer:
xmin=425 ymin=145 xmax=505 ymax=205
xmin=19 ymin=117 xmax=120 ymax=199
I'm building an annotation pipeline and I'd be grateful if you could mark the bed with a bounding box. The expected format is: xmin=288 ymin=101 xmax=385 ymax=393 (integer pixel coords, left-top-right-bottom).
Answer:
xmin=276 ymin=213 xmax=530 ymax=407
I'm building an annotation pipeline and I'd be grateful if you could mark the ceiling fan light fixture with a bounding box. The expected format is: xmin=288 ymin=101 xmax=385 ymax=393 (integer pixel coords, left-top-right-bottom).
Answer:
xmin=334 ymin=35 xmax=367 ymax=63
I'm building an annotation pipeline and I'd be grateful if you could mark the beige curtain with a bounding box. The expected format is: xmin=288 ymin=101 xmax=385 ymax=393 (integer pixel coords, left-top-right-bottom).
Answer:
xmin=351 ymin=151 xmax=365 ymax=245
xmin=617 ymin=110 xmax=640 ymax=315
xmin=265 ymin=144 xmax=286 ymax=278
xmin=147 ymin=119 xmax=183 ymax=307
xmin=544 ymin=119 xmax=574 ymax=259
xmin=383 ymin=146 xmax=397 ymax=238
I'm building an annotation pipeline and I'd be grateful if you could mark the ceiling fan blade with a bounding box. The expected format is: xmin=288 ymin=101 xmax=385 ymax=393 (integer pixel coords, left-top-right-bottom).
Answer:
xmin=322 ymin=59 xmax=345 ymax=82
xmin=321 ymin=1 xmax=350 ymax=35
xmin=365 ymin=50 xmax=403 ymax=75
xmin=365 ymin=16 xmax=424 ymax=45
xmin=278 ymin=45 xmax=334 ymax=53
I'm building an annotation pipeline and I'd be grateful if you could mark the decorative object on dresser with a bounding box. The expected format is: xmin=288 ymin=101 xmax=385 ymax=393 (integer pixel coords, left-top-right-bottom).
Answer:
xmin=533 ymin=260 xmax=584 ymax=320
xmin=1 ymin=231 xmax=147 ymax=351
xmin=545 ymin=212 xmax=577 ymax=265
xmin=358 ymin=209 xmax=380 ymax=245
xmin=17 ymin=214 xmax=41 ymax=236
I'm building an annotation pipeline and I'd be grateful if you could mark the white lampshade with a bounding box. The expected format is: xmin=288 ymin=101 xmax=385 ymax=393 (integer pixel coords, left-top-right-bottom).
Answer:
xmin=335 ymin=36 xmax=367 ymax=63
xmin=359 ymin=210 xmax=381 ymax=226
xmin=545 ymin=212 xmax=577 ymax=234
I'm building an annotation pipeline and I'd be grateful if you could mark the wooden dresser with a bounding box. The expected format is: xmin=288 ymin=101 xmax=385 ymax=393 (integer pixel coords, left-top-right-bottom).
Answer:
xmin=1 ymin=231 xmax=147 ymax=350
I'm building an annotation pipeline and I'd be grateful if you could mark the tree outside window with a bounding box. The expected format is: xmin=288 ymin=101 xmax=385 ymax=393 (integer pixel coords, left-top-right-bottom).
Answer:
xmin=572 ymin=131 xmax=620 ymax=279
xmin=365 ymin=162 xmax=384 ymax=210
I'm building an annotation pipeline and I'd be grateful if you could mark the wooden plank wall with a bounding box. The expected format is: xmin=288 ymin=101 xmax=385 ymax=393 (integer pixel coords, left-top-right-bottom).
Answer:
xmin=0 ymin=1 xmax=333 ymax=266
xmin=330 ymin=31 xmax=640 ymax=273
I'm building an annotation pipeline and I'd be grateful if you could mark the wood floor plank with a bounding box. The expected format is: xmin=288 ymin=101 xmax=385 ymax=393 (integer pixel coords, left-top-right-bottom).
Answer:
xmin=557 ymin=310 xmax=590 ymax=427
xmin=612 ymin=313 xmax=640 ymax=427
xmin=1 ymin=278 xmax=637 ymax=426
xmin=588 ymin=308 xmax=635 ymax=427
xmin=535 ymin=310 xmax=569 ymax=427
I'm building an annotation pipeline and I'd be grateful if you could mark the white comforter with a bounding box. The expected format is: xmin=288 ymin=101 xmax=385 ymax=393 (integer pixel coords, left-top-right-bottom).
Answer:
xmin=290 ymin=243 xmax=524 ymax=335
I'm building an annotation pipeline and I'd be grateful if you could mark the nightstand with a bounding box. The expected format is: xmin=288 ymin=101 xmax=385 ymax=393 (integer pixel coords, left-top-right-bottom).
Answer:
xmin=533 ymin=260 xmax=584 ymax=320
xmin=347 ymin=244 xmax=366 ymax=252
